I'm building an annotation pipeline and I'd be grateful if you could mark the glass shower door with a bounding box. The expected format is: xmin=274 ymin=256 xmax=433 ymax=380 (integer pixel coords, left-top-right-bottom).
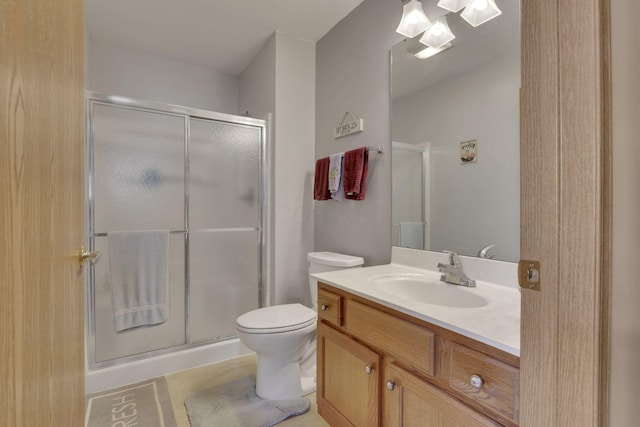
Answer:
xmin=90 ymin=103 xmax=187 ymax=363
xmin=392 ymin=142 xmax=429 ymax=250
xmin=188 ymin=118 xmax=262 ymax=342
xmin=87 ymin=94 xmax=266 ymax=368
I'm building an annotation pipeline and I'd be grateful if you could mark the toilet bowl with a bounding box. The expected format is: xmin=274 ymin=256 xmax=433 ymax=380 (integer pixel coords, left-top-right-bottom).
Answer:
xmin=235 ymin=251 xmax=364 ymax=400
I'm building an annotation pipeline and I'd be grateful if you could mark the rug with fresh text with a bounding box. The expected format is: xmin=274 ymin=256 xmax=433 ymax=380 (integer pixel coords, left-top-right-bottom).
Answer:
xmin=85 ymin=376 xmax=177 ymax=427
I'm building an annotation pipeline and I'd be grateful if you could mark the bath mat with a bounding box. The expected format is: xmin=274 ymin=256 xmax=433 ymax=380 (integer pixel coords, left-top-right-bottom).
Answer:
xmin=184 ymin=375 xmax=310 ymax=427
xmin=85 ymin=376 xmax=177 ymax=427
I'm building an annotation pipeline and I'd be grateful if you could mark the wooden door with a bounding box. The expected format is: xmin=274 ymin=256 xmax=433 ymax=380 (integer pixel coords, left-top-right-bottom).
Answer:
xmin=317 ymin=322 xmax=380 ymax=427
xmin=382 ymin=361 xmax=500 ymax=427
xmin=520 ymin=0 xmax=610 ymax=425
xmin=0 ymin=0 xmax=85 ymax=425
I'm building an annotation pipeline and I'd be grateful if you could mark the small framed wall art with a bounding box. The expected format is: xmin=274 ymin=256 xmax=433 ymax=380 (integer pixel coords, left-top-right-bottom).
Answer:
xmin=460 ymin=139 xmax=477 ymax=164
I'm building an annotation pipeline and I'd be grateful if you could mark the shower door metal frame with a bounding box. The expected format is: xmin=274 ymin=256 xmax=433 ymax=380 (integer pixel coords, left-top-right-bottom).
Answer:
xmin=85 ymin=91 xmax=268 ymax=369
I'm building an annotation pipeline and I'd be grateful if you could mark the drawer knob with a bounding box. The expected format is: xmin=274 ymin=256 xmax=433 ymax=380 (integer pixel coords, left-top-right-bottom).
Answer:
xmin=320 ymin=304 xmax=329 ymax=311
xmin=364 ymin=364 xmax=374 ymax=374
xmin=470 ymin=374 xmax=484 ymax=389
xmin=386 ymin=380 xmax=396 ymax=391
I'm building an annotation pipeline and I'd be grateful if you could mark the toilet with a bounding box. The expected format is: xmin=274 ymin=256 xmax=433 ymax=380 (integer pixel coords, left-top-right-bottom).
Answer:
xmin=235 ymin=251 xmax=364 ymax=400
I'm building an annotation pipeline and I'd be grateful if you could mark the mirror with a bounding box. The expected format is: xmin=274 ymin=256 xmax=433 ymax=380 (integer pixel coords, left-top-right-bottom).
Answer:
xmin=391 ymin=1 xmax=520 ymax=262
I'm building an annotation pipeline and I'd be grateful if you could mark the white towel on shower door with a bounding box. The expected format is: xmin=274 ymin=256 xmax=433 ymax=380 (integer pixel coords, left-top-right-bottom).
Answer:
xmin=108 ymin=230 xmax=169 ymax=332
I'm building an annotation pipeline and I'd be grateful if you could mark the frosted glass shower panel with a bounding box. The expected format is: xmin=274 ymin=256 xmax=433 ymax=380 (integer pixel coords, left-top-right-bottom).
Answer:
xmin=189 ymin=230 xmax=259 ymax=342
xmin=392 ymin=148 xmax=426 ymax=248
xmin=92 ymin=234 xmax=186 ymax=362
xmin=189 ymin=119 xmax=261 ymax=229
xmin=92 ymin=104 xmax=185 ymax=232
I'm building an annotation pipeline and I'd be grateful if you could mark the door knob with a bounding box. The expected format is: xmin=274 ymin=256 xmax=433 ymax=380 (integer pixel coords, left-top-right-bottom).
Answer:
xmin=79 ymin=247 xmax=101 ymax=267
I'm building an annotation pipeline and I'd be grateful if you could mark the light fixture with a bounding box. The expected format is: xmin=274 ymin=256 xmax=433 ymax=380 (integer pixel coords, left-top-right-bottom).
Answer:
xmin=413 ymin=42 xmax=453 ymax=59
xmin=461 ymin=0 xmax=502 ymax=27
xmin=396 ymin=0 xmax=432 ymax=38
xmin=419 ymin=16 xmax=455 ymax=49
xmin=437 ymin=0 xmax=470 ymax=13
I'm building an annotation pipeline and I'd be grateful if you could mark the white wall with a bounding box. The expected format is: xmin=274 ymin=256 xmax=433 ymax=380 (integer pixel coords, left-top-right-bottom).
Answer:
xmin=610 ymin=2 xmax=640 ymax=426
xmin=238 ymin=36 xmax=276 ymax=119
xmin=239 ymin=33 xmax=316 ymax=305
xmin=273 ymin=33 xmax=316 ymax=305
xmin=86 ymin=39 xmax=239 ymax=113
xmin=392 ymin=50 xmax=520 ymax=261
xmin=239 ymin=35 xmax=277 ymax=306
xmin=315 ymin=0 xmax=401 ymax=266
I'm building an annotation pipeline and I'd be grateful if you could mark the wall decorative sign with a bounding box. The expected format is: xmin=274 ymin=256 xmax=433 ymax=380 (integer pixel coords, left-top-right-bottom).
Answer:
xmin=460 ymin=139 xmax=477 ymax=163
xmin=334 ymin=110 xmax=364 ymax=138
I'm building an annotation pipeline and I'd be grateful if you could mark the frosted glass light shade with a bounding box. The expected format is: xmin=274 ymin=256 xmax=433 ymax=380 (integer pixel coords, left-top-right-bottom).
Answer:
xmin=461 ymin=0 xmax=502 ymax=27
xmin=396 ymin=0 xmax=432 ymax=38
xmin=437 ymin=0 xmax=470 ymax=13
xmin=419 ymin=16 xmax=455 ymax=49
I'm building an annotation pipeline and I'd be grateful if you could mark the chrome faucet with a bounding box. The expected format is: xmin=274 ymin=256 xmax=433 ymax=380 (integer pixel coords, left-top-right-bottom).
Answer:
xmin=437 ymin=251 xmax=476 ymax=287
xmin=477 ymin=244 xmax=496 ymax=259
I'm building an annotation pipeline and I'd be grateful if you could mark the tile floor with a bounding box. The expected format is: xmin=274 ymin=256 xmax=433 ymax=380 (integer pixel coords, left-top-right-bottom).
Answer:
xmin=164 ymin=354 xmax=329 ymax=427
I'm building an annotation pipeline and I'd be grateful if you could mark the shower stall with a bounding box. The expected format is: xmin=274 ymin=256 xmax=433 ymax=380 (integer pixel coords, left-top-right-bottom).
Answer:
xmin=392 ymin=142 xmax=430 ymax=250
xmin=84 ymin=92 xmax=267 ymax=389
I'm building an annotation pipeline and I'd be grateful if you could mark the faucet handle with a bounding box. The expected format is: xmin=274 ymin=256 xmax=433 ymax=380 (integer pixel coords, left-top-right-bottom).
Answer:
xmin=478 ymin=244 xmax=496 ymax=259
xmin=443 ymin=250 xmax=461 ymax=267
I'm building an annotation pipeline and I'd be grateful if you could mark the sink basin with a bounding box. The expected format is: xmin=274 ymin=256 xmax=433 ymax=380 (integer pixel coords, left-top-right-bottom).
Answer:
xmin=370 ymin=273 xmax=488 ymax=308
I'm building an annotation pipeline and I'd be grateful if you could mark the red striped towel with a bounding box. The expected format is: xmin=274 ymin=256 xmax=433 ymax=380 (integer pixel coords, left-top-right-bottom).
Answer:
xmin=343 ymin=147 xmax=369 ymax=200
xmin=313 ymin=157 xmax=331 ymax=200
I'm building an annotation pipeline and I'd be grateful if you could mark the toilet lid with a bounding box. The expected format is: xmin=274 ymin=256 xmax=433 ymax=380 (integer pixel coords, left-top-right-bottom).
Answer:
xmin=236 ymin=303 xmax=316 ymax=334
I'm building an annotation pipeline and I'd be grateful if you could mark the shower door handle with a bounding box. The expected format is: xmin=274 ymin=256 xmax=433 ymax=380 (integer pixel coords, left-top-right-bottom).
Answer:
xmin=79 ymin=247 xmax=101 ymax=267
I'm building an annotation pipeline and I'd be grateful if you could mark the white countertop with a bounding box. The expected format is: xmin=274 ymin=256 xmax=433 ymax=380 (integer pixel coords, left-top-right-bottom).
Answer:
xmin=312 ymin=262 xmax=521 ymax=357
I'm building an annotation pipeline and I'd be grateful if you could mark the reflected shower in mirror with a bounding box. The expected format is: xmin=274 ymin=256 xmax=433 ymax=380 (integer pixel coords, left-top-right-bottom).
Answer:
xmin=391 ymin=0 xmax=520 ymax=262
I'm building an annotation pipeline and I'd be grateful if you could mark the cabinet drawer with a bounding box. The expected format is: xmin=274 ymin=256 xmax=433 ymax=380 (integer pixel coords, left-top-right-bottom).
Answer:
xmin=383 ymin=361 xmax=500 ymax=427
xmin=317 ymin=288 xmax=342 ymax=326
xmin=441 ymin=340 xmax=519 ymax=424
xmin=346 ymin=300 xmax=435 ymax=376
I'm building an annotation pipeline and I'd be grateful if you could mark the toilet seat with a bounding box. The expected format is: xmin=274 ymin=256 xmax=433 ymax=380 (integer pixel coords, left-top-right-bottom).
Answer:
xmin=236 ymin=303 xmax=316 ymax=334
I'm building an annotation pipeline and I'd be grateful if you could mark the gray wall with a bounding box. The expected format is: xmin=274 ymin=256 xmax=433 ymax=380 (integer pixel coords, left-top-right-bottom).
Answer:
xmin=86 ymin=39 xmax=239 ymax=114
xmin=240 ymin=33 xmax=316 ymax=306
xmin=610 ymin=2 xmax=640 ymax=426
xmin=315 ymin=0 xmax=403 ymax=266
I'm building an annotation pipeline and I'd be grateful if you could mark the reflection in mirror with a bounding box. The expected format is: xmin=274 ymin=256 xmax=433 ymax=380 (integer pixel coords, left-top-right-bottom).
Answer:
xmin=391 ymin=0 xmax=520 ymax=262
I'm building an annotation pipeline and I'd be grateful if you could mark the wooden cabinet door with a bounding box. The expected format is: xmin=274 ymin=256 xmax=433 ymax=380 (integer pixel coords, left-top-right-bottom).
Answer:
xmin=317 ymin=322 xmax=380 ymax=427
xmin=382 ymin=362 xmax=500 ymax=427
xmin=0 ymin=0 xmax=85 ymax=425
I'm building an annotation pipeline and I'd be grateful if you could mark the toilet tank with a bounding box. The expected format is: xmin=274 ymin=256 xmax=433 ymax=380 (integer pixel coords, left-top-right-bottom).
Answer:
xmin=307 ymin=252 xmax=364 ymax=308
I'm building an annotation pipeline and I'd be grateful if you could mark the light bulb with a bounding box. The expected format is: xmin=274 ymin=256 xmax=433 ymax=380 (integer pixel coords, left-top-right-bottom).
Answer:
xmin=396 ymin=0 xmax=432 ymax=38
xmin=407 ymin=11 xmax=421 ymax=24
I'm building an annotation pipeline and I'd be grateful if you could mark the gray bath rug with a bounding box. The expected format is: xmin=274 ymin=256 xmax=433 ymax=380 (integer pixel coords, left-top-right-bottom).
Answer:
xmin=184 ymin=375 xmax=310 ymax=427
xmin=85 ymin=376 xmax=177 ymax=427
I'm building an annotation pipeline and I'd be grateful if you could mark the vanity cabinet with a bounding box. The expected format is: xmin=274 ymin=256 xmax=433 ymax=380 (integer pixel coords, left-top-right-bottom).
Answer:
xmin=316 ymin=283 xmax=519 ymax=427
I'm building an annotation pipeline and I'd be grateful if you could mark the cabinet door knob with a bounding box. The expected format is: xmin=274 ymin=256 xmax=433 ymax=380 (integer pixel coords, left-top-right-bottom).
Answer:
xmin=470 ymin=374 xmax=484 ymax=389
xmin=320 ymin=304 xmax=329 ymax=311
xmin=364 ymin=364 xmax=374 ymax=374
xmin=386 ymin=380 xmax=396 ymax=391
